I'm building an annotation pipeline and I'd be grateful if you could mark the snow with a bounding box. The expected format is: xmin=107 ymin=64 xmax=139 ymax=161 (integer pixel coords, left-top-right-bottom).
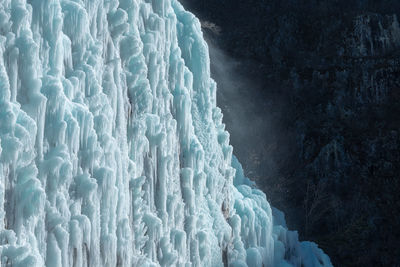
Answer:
xmin=0 ymin=0 xmax=333 ymax=266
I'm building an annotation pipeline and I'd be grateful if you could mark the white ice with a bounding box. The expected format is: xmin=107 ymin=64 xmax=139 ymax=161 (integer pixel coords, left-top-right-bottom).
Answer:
xmin=0 ymin=0 xmax=333 ymax=266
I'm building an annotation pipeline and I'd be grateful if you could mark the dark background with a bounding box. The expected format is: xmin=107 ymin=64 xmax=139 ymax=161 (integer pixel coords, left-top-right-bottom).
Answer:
xmin=181 ymin=1 xmax=400 ymax=266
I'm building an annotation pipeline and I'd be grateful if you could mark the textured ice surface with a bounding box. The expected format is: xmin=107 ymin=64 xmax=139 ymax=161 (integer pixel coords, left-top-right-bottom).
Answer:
xmin=0 ymin=0 xmax=332 ymax=266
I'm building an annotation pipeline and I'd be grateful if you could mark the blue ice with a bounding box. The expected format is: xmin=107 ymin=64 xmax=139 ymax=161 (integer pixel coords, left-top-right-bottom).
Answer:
xmin=0 ymin=0 xmax=333 ymax=266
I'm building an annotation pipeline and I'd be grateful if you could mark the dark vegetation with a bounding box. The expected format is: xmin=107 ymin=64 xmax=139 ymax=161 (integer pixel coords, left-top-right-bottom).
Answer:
xmin=182 ymin=1 xmax=400 ymax=266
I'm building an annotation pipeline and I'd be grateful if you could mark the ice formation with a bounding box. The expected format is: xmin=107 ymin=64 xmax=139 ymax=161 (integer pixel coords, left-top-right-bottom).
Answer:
xmin=0 ymin=0 xmax=333 ymax=266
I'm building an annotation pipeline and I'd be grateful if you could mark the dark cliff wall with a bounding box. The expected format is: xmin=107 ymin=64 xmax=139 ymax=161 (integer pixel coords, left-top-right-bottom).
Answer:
xmin=182 ymin=1 xmax=400 ymax=266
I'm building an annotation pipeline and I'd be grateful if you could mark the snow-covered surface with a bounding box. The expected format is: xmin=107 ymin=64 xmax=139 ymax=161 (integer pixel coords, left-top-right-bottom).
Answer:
xmin=0 ymin=0 xmax=332 ymax=266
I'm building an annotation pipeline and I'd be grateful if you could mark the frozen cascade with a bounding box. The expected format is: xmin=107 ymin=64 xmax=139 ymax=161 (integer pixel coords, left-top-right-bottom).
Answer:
xmin=0 ymin=0 xmax=332 ymax=266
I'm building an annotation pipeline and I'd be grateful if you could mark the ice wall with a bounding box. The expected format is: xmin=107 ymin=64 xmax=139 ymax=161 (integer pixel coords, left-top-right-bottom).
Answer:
xmin=0 ymin=0 xmax=332 ymax=266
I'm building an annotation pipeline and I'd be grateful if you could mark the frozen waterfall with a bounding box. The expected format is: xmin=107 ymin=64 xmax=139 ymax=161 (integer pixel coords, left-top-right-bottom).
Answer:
xmin=0 ymin=0 xmax=332 ymax=266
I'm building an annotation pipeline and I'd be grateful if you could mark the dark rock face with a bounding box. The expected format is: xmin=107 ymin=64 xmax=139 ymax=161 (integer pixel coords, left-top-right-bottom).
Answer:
xmin=182 ymin=1 xmax=400 ymax=266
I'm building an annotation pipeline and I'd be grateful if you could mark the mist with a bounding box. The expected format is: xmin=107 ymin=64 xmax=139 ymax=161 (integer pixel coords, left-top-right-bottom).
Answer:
xmin=202 ymin=24 xmax=295 ymax=202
